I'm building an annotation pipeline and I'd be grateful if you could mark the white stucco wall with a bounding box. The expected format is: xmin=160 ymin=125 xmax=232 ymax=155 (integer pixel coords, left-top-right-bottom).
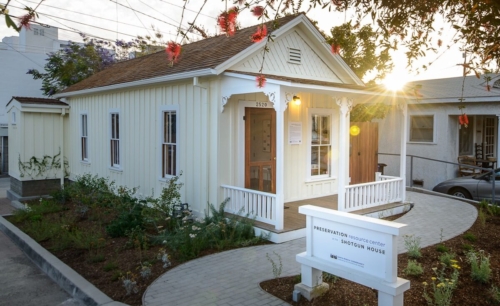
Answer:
xmin=378 ymin=102 xmax=500 ymax=190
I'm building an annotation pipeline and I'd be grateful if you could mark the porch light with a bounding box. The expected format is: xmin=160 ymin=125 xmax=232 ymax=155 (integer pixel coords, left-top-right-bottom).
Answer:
xmin=293 ymin=95 xmax=301 ymax=105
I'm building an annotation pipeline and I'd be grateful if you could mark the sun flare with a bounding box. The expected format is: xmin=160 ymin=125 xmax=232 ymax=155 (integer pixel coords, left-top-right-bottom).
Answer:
xmin=383 ymin=72 xmax=409 ymax=91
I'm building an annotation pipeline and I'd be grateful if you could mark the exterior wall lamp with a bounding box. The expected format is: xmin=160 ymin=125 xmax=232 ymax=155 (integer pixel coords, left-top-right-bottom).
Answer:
xmin=293 ymin=95 xmax=301 ymax=105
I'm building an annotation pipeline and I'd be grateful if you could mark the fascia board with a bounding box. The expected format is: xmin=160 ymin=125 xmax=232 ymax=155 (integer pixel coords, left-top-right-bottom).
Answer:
xmin=298 ymin=19 xmax=364 ymax=86
xmin=54 ymin=68 xmax=218 ymax=98
xmin=409 ymin=96 xmax=500 ymax=104
xmin=223 ymin=72 xmax=408 ymax=101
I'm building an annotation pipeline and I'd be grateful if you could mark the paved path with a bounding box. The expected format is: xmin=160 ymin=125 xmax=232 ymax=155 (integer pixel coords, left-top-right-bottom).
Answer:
xmin=143 ymin=191 xmax=477 ymax=306
xmin=0 ymin=177 xmax=82 ymax=306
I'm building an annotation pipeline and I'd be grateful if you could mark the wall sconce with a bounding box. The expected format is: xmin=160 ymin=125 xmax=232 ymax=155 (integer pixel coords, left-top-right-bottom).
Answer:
xmin=293 ymin=95 xmax=301 ymax=105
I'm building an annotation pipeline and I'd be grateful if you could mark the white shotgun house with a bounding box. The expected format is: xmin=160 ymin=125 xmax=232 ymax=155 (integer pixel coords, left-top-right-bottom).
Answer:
xmin=7 ymin=14 xmax=409 ymax=242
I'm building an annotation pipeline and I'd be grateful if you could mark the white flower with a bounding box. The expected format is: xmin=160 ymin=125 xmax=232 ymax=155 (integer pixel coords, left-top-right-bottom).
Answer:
xmin=162 ymin=240 xmax=167 ymax=244
xmin=189 ymin=233 xmax=196 ymax=238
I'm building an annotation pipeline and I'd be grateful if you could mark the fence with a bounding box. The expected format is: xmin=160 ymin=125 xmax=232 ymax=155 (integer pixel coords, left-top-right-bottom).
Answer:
xmin=344 ymin=175 xmax=404 ymax=212
xmin=221 ymin=185 xmax=277 ymax=226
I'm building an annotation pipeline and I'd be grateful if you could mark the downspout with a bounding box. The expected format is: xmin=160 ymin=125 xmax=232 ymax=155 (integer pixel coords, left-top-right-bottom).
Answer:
xmin=60 ymin=108 xmax=66 ymax=188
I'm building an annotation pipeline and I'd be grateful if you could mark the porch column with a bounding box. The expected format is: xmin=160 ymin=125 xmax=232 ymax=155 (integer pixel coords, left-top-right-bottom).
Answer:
xmin=269 ymin=89 xmax=285 ymax=230
xmin=399 ymin=101 xmax=408 ymax=202
xmin=336 ymin=97 xmax=352 ymax=211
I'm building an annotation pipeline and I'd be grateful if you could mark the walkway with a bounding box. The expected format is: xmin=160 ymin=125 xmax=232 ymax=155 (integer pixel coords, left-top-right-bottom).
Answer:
xmin=0 ymin=177 xmax=82 ymax=306
xmin=143 ymin=191 xmax=478 ymax=306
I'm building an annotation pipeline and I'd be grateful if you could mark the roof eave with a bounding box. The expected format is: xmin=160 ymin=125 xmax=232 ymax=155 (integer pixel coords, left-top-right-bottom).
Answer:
xmin=55 ymin=68 xmax=218 ymax=98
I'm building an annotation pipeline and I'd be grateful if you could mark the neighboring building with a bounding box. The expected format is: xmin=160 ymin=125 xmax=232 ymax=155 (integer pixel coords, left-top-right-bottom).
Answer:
xmin=0 ymin=25 xmax=70 ymax=173
xmin=8 ymin=14 xmax=409 ymax=242
xmin=378 ymin=74 xmax=500 ymax=191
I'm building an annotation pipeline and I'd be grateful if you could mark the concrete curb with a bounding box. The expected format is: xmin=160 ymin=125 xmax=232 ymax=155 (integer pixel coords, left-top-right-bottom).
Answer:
xmin=0 ymin=216 xmax=128 ymax=306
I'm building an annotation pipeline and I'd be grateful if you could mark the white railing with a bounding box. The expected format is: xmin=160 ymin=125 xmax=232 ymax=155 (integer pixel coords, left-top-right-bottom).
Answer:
xmin=344 ymin=175 xmax=403 ymax=212
xmin=221 ymin=185 xmax=277 ymax=226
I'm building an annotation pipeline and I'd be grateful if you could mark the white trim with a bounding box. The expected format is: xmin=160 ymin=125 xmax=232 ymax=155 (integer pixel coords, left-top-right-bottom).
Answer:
xmin=54 ymin=69 xmax=217 ymax=98
xmin=408 ymin=114 xmax=436 ymax=144
xmin=307 ymin=108 xmax=334 ymax=181
xmin=408 ymin=96 xmax=500 ymax=104
xmin=80 ymin=111 xmax=89 ymax=162
xmin=109 ymin=109 xmax=122 ymax=170
xmin=158 ymin=104 xmax=180 ymax=181
xmin=11 ymin=111 xmax=16 ymax=125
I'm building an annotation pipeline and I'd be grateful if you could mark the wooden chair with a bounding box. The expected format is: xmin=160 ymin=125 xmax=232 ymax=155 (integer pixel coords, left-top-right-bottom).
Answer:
xmin=458 ymin=156 xmax=481 ymax=177
xmin=475 ymin=143 xmax=484 ymax=160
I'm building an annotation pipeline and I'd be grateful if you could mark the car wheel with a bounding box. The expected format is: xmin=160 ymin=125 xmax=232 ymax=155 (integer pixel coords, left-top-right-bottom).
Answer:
xmin=449 ymin=188 xmax=472 ymax=199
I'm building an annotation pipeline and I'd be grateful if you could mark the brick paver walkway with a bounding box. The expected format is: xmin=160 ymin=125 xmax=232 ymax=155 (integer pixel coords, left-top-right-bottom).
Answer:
xmin=143 ymin=191 xmax=477 ymax=306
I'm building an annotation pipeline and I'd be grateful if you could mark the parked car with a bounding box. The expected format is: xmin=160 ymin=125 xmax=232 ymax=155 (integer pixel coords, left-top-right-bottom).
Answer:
xmin=432 ymin=168 xmax=500 ymax=203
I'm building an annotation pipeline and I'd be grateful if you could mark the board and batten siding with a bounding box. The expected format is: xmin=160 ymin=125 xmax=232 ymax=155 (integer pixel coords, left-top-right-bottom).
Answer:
xmin=229 ymin=29 xmax=342 ymax=84
xmin=65 ymin=80 xmax=218 ymax=215
xmin=9 ymin=111 xmax=66 ymax=181
xmin=219 ymin=92 xmax=339 ymax=203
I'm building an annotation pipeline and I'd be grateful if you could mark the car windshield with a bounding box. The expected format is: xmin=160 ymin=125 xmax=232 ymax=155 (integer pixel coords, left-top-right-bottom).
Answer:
xmin=474 ymin=168 xmax=500 ymax=180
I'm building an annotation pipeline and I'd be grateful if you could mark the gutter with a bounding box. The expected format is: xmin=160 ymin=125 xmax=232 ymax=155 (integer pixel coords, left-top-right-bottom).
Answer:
xmin=54 ymin=68 xmax=218 ymax=98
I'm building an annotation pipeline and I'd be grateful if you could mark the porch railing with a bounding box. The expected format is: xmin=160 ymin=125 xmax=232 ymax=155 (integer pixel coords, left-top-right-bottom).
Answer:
xmin=221 ymin=185 xmax=277 ymax=226
xmin=344 ymin=174 xmax=403 ymax=212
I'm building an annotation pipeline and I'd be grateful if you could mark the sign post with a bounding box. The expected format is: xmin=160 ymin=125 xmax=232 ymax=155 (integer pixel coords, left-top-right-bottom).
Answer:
xmin=295 ymin=205 xmax=410 ymax=305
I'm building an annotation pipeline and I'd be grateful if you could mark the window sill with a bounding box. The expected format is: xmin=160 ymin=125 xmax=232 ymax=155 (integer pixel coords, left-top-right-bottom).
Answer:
xmin=407 ymin=141 xmax=437 ymax=145
xmin=108 ymin=166 xmax=123 ymax=173
xmin=305 ymin=176 xmax=337 ymax=183
xmin=80 ymin=160 xmax=91 ymax=165
xmin=158 ymin=175 xmax=176 ymax=182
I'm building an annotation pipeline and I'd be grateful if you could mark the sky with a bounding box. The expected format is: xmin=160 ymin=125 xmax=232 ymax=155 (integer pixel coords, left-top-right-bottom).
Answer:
xmin=0 ymin=0 xmax=469 ymax=83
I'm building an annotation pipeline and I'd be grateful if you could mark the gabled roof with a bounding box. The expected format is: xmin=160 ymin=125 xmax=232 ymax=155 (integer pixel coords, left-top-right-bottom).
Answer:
xmin=7 ymin=96 xmax=68 ymax=107
xmin=404 ymin=74 xmax=500 ymax=103
xmin=59 ymin=13 xmax=364 ymax=97
xmin=61 ymin=14 xmax=301 ymax=94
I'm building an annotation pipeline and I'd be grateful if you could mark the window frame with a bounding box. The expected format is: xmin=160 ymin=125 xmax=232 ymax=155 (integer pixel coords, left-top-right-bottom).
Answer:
xmin=80 ymin=112 xmax=89 ymax=162
xmin=408 ymin=114 xmax=436 ymax=144
xmin=307 ymin=108 xmax=333 ymax=181
xmin=109 ymin=110 xmax=121 ymax=170
xmin=159 ymin=105 xmax=179 ymax=180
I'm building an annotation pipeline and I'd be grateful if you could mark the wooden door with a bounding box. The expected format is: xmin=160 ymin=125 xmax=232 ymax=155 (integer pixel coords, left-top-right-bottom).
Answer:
xmin=349 ymin=122 xmax=379 ymax=184
xmin=245 ymin=108 xmax=276 ymax=193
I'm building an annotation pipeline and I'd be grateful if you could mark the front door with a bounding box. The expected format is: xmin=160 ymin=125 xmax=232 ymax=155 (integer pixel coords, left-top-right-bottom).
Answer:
xmin=245 ymin=108 xmax=276 ymax=193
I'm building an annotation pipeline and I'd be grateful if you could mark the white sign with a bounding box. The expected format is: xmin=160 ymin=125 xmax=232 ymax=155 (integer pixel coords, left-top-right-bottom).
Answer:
xmin=288 ymin=122 xmax=302 ymax=144
xmin=312 ymin=217 xmax=389 ymax=280
xmin=296 ymin=205 xmax=410 ymax=306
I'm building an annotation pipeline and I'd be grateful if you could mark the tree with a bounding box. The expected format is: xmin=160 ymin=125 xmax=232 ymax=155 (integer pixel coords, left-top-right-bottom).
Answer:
xmin=28 ymin=42 xmax=114 ymax=96
xmin=327 ymin=22 xmax=393 ymax=85
xmin=28 ymin=33 xmax=164 ymax=96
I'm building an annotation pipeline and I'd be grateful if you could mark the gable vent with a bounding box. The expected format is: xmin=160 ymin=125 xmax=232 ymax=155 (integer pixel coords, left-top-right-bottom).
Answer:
xmin=288 ymin=48 xmax=301 ymax=64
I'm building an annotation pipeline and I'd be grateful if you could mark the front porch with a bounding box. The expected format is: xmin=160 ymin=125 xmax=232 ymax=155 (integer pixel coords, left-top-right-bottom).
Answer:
xmin=251 ymin=194 xmax=407 ymax=233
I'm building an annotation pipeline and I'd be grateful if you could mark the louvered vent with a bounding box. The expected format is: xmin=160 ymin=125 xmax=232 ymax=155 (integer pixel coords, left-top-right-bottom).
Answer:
xmin=494 ymin=79 xmax=500 ymax=89
xmin=288 ymin=48 xmax=301 ymax=64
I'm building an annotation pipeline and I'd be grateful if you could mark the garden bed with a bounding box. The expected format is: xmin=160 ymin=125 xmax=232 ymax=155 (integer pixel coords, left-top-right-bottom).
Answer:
xmin=7 ymin=175 xmax=267 ymax=306
xmin=261 ymin=201 xmax=500 ymax=305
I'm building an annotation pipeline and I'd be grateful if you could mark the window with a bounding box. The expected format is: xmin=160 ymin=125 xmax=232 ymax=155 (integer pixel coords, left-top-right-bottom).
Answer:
xmin=162 ymin=110 xmax=177 ymax=177
xmin=110 ymin=112 xmax=120 ymax=167
xmin=81 ymin=114 xmax=89 ymax=161
xmin=39 ymin=29 xmax=44 ymax=36
xmin=34 ymin=28 xmax=39 ymax=35
xmin=310 ymin=111 xmax=331 ymax=178
xmin=11 ymin=112 xmax=16 ymax=125
xmin=410 ymin=115 xmax=434 ymax=142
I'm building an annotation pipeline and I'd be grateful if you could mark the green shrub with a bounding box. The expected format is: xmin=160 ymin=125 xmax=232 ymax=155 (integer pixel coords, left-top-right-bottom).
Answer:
xmin=466 ymin=250 xmax=491 ymax=283
xmin=106 ymin=202 xmax=144 ymax=238
xmin=463 ymin=232 xmax=476 ymax=242
xmin=462 ymin=244 xmax=473 ymax=251
xmin=404 ymin=260 xmax=424 ymax=276
xmin=104 ymin=261 xmax=118 ymax=272
xmin=323 ymin=272 xmax=340 ymax=283
xmin=436 ymin=244 xmax=449 ymax=253
xmin=490 ymin=285 xmax=500 ymax=304
xmin=423 ymin=264 xmax=460 ymax=306
xmin=439 ymin=252 xmax=457 ymax=267
xmin=403 ymin=235 xmax=422 ymax=259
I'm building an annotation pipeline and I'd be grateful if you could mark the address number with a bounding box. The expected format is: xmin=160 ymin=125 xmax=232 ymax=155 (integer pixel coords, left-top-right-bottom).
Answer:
xmin=256 ymin=102 xmax=268 ymax=107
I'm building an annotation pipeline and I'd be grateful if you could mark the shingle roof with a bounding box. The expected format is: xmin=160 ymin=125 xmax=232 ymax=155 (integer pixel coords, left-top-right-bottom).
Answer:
xmin=405 ymin=74 xmax=500 ymax=102
xmin=61 ymin=14 xmax=301 ymax=94
xmin=8 ymin=96 xmax=68 ymax=107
